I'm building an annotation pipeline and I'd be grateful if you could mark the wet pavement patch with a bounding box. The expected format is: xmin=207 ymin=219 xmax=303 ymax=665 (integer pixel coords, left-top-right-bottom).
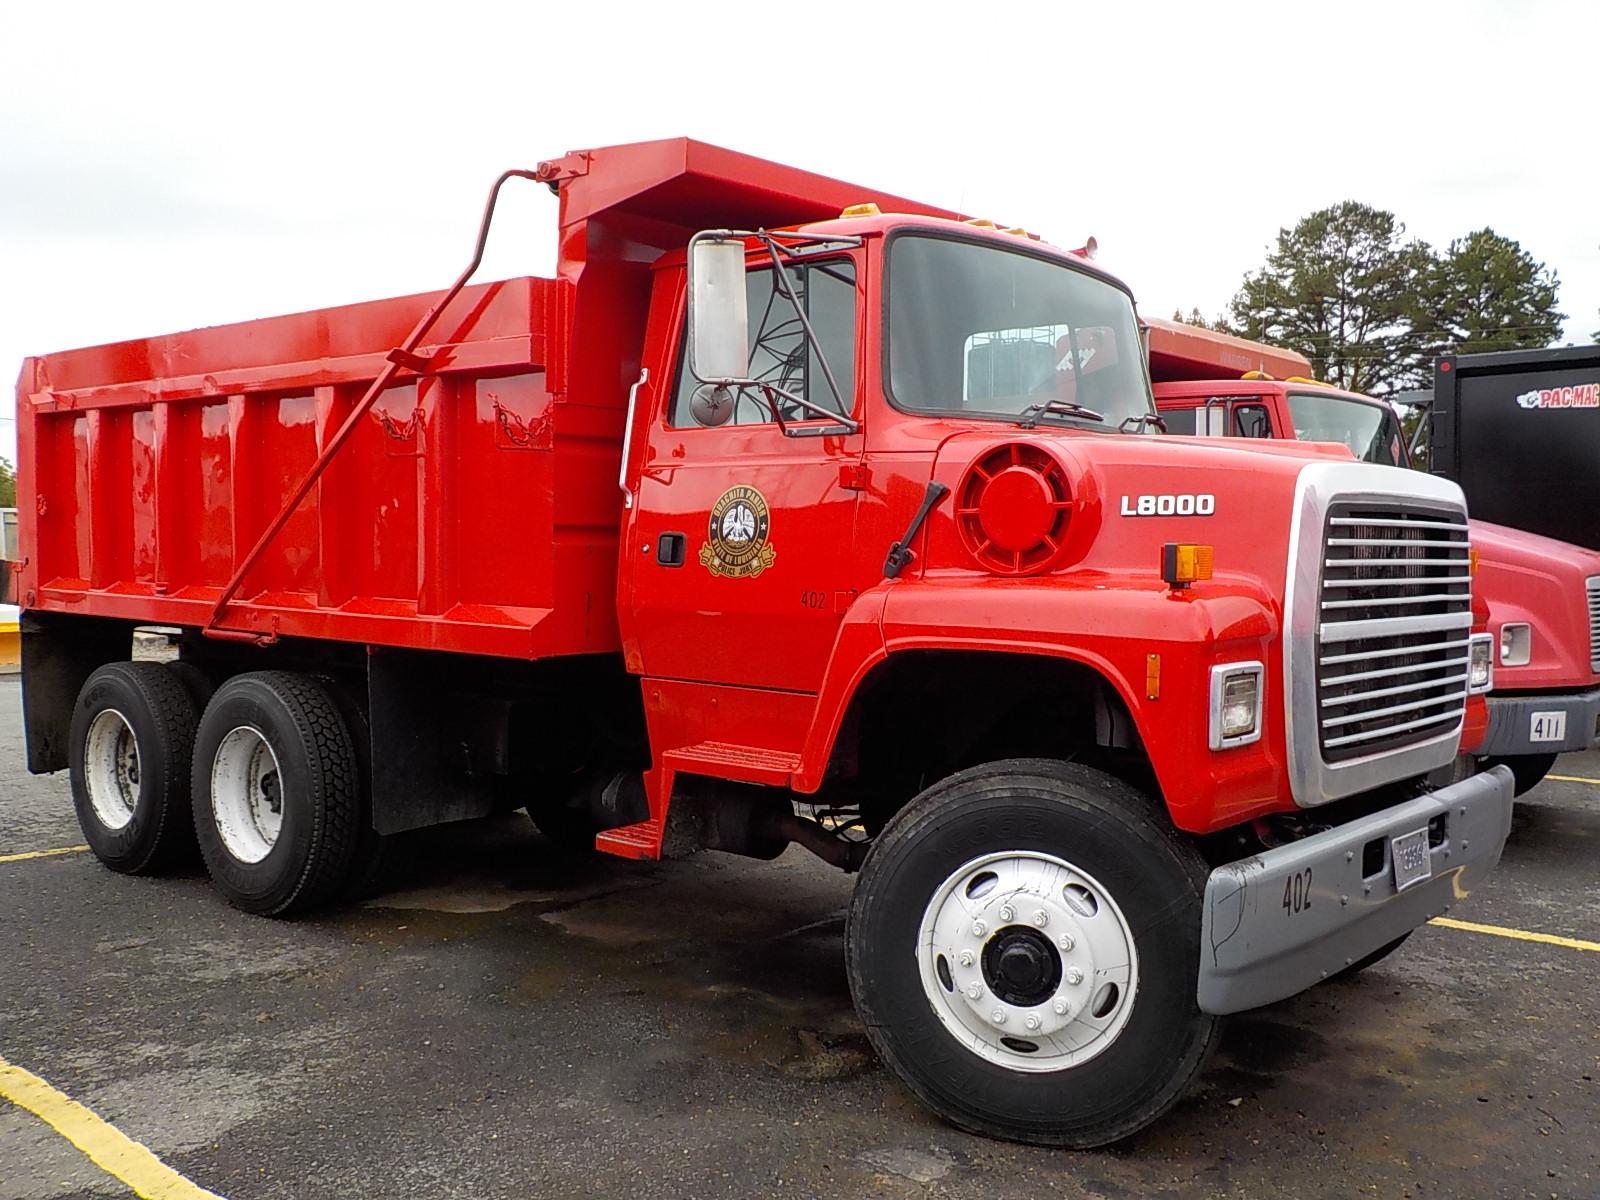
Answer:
xmin=3 ymin=681 xmax=1599 ymax=1200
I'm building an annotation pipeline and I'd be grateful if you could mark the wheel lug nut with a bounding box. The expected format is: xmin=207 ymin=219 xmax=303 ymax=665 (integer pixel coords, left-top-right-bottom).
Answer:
xmin=966 ymin=982 xmax=983 ymax=1000
xmin=1066 ymin=967 xmax=1084 ymax=985
xmin=1032 ymin=909 xmax=1049 ymax=927
xmin=991 ymin=1009 xmax=1006 ymax=1025
xmin=998 ymin=905 xmax=1015 ymax=923
xmin=1058 ymin=934 xmax=1075 ymax=951
xmin=972 ymin=920 xmax=987 ymax=937
xmin=1024 ymin=1014 xmax=1041 ymax=1031
xmin=1053 ymin=998 xmax=1070 ymax=1016
xmin=958 ymin=950 xmax=975 ymax=967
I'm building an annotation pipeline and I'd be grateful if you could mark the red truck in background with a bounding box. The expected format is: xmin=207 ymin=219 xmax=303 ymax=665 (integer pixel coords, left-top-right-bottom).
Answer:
xmin=10 ymin=140 xmax=1513 ymax=1148
xmin=1149 ymin=319 xmax=1600 ymax=795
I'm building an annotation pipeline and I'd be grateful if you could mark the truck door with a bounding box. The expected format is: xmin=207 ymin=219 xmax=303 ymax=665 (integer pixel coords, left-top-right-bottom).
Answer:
xmin=627 ymin=256 xmax=865 ymax=695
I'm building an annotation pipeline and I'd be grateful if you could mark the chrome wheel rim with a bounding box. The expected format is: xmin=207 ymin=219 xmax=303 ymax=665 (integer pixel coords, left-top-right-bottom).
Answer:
xmin=917 ymin=850 xmax=1139 ymax=1072
xmin=211 ymin=726 xmax=284 ymax=864
xmin=84 ymin=709 xmax=140 ymax=831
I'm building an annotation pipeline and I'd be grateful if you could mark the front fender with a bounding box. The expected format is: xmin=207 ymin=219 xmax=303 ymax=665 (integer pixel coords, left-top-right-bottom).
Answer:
xmin=798 ymin=575 xmax=1292 ymax=833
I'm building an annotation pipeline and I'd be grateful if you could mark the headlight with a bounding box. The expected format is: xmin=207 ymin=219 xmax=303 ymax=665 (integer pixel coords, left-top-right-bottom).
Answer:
xmin=1209 ymin=661 xmax=1264 ymax=749
xmin=1468 ymin=633 xmax=1495 ymax=694
xmin=1498 ymin=622 xmax=1532 ymax=666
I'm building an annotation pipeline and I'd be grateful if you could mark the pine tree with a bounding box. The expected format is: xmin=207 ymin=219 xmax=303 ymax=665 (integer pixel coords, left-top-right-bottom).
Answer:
xmin=1229 ymin=202 xmax=1434 ymax=395
xmin=1419 ymin=229 xmax=1563 ymax=356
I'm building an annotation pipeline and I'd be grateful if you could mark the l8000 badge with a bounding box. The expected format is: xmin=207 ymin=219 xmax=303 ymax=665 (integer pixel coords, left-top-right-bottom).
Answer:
xmin=700 ymin=485 xmax=777 ymax=579
xmin=1119 ymin=493 xmax=1216 ymax=516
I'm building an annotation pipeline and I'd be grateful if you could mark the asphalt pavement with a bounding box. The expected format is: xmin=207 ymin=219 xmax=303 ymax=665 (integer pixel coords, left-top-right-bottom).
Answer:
xmin=1 ymin=676 xmax=1596 ymax=1199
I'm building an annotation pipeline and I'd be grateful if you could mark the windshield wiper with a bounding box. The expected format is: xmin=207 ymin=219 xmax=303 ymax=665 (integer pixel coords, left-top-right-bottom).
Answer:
xmin=1016 ymin=400 xmax=1106 ymax=428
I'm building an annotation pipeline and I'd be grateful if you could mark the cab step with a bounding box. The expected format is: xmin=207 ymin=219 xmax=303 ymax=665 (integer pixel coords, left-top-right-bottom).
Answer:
xmin=663 ymin=741 xmax=801 ymax=786
xmin=594 ymin=819 xmax=663 ymax=860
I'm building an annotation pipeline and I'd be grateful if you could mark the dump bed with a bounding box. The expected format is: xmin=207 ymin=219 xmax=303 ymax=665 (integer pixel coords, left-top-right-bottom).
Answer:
xmin=13 ymin=138 xmax=949 ymax=659
xmin=1145 ymin=317 xmax=1312 ymax=382
xmin=15 ymin=278 xmax=615 ymax=658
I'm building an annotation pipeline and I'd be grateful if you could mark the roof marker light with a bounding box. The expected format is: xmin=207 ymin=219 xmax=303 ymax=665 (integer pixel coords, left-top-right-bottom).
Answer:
xmin=839 ymin=202 xmax=881 ymax=218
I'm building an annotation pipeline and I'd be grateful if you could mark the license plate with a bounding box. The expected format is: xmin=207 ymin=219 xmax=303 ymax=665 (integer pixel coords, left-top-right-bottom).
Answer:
xmin=1391 ymin=827 xmax=1432 ymax=892
xmin=1529 ymin=711 xmax=1567 ymax=743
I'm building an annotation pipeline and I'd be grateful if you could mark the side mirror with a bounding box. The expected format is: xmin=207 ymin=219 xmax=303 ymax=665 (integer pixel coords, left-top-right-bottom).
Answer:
xmin=687 ymin=234 xmax=750 ymax=383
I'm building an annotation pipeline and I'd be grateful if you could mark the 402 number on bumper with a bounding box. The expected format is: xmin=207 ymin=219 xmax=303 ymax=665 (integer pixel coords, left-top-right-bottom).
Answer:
xmin=1197 ymin=765 xmax=1515 ymax=1015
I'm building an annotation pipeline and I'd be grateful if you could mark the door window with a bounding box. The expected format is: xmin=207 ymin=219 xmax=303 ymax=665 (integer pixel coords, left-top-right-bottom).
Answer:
xmin=671 ymin=259 xmax=857 ymax=428
xmin=1232 ymin=403 xmax=1273 ymax=439
xmin=1159 ymin=407 xmax=1197 ymax=434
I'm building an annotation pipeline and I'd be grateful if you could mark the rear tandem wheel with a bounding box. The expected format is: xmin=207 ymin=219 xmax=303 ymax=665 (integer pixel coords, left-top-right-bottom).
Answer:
xmin=68 ymin=661 xmax=202 ymax=874
xmin=191 ymin=671 xmax=363 ymax=916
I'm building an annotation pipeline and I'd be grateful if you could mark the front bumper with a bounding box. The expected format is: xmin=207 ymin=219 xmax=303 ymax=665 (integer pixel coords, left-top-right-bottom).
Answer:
xmin=1477 ymin=687 xmax=1600 ymax=755
xmin=1196 ymin=765 xmax=1514 ymax=1016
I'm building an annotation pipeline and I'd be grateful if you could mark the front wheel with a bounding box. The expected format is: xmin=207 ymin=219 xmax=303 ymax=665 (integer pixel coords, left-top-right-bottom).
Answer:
xmin=1332 ymin=931 xmax=1411 ymax=980
xmin=1486 ymin=753 xmax=1558 ymax=798
xmin=846 ymin=759 xmax=1219 ymax=1148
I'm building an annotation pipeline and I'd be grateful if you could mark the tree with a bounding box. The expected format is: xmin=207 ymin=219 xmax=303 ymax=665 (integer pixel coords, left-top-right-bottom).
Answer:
xmin=1418 ymin=229 xmax=1563 ymax=356
xmin=1229 ymin=203 xmax=1434 ymax=395
xmin=1170 ymin=307 xmax=1233 ymax=334
xmin=0 ymin=458 xmax=14 ymax=508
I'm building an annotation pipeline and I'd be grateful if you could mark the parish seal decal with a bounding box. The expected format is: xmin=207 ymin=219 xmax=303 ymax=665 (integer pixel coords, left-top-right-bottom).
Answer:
xmin=700 ymin=485 xmax=776 ymax=579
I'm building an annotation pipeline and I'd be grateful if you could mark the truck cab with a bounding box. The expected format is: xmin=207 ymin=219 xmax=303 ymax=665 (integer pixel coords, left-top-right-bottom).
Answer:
xmin=1153 ymin=354 xmax=1600 ymax=792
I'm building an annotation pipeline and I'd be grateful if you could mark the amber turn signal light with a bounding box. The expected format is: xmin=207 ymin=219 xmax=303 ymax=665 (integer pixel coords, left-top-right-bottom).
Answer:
xmin=1161 ymin=543 xmax=1214 ymax=588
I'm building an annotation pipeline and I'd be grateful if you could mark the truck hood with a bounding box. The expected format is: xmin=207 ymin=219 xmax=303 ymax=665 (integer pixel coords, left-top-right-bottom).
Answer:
xmin=1470 ymin=520 xmax=1600 ymax=689
xmin=919 ymin=426 xmax=1380 ymax=589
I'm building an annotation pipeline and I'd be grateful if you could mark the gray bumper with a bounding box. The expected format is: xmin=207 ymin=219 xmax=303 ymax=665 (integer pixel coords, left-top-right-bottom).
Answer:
xmin=1478 ymin=687 xmax=1600 ymax=755
xmin=1197 ymin=766 xmax=1514 ymax=1016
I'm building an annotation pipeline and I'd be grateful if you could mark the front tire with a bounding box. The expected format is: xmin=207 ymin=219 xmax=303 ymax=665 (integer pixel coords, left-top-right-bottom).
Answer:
xmin=1487 ymin=753 xmax=1558 ymax=797
xmin=846 ymin=759 xmax=1219 ymax=1148
xmin=1332 ymin=932 xmax=1411 ymax=980
xmin=192 ymin=672 xmax=361 ymax=916
xmin=68 ymin=662 xmax=201 ymax=874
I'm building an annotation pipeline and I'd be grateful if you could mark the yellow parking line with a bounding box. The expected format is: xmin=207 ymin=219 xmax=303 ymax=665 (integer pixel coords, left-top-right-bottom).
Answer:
xmin=1431 ymin=916 xmax=1600 ymax=953
xmin=1547 ymin=774 xmax=1600 ymax=787
xmin=0 ymin=1054 xmax=227 ymax=1200
xmin=0 ymin=845 xmax=89 ymax=865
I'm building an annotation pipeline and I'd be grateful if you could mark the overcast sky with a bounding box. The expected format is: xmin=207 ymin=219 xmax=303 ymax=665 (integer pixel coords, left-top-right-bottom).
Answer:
xmin=2 ymin=1 xmax=1595 ymax=465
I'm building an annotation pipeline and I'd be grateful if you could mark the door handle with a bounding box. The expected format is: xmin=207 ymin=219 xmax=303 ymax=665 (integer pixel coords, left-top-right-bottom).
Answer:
xmin=656 ymin=532 xmax=687 ymax=567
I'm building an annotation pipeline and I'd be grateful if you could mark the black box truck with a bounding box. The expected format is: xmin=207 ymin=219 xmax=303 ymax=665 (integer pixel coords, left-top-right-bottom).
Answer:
xmin=1432 ymin=345 xmax=1600 ymax=551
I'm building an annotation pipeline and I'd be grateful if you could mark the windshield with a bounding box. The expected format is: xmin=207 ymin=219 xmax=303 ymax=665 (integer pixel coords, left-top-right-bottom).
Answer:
xmin=1287 ymin=393 xmax=1406 ymax=466
xmin=887 ymin=235 xmax=1155 ymax=428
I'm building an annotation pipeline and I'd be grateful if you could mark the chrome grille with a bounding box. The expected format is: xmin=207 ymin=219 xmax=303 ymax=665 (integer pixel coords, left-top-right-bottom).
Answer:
xmin=1316 ymin=503 xmax=1473 ymax=762
xmin=1588 ymin=577 xmax=1600 ymax=673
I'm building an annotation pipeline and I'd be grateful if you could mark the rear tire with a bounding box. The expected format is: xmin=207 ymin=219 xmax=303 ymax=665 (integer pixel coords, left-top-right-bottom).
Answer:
xmin=68 ymin=662 xmax=201 ymax=874
xmin=192 ymin=672 xmax=361 ymax=916
xmin=846 ymin=759 xmax=1220 ymax=1148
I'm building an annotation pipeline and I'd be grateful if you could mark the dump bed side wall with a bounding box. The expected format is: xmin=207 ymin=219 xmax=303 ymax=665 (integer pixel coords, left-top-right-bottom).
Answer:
xmin=17 ymin=276 xmax=625 ymax=659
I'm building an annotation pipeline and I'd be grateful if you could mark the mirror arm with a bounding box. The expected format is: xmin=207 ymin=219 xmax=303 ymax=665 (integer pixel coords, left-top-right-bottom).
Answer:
xmin=755 ymin=233 xmax=859 ymax=433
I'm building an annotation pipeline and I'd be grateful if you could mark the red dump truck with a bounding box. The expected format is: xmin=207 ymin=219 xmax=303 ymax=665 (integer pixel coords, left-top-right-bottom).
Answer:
xmin=10 ymin=140 xmax=1512 ymax=1147
xmin=1149 ymin=320 xmax=1600 ymax=795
